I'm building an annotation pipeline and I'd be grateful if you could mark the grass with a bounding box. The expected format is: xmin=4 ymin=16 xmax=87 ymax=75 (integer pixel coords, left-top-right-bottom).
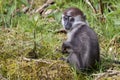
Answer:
xmin=0 ymin=0 xmax=120 ymax=80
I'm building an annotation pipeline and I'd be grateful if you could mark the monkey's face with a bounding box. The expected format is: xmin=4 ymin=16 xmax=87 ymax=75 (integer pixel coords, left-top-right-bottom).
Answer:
xmin=62 ymin=15 xmax=74 ymax=31
xmin=62 ymin=7 xmax=86 ymax=31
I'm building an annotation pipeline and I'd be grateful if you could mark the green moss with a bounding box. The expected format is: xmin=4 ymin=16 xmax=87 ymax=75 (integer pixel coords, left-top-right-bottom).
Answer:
xmin=0 ymin=0 xmax=120 ymax=80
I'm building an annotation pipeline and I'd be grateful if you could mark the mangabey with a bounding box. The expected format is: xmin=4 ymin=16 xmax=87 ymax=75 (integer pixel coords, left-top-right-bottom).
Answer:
xmin=61 ymin=7 xmax=100 ymax=71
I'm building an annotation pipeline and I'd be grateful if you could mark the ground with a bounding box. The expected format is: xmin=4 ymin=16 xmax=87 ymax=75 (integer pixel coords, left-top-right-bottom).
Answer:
xmin=0 ymin=0 xmax=120 ymax=80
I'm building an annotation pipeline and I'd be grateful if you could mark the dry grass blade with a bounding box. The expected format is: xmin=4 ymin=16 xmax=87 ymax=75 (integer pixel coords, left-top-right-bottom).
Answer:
xmin=84 ymin=0 xmax=97 ymax=14
xmin=93 ymin=69 xmax=120 ymax=80
xmin=0 ymin=74 xmax=7 ymax=80
xmin=35 ymin=0 xmax=55 ymax=14
xmin=99 ymin=0 xmax=103 ymax=15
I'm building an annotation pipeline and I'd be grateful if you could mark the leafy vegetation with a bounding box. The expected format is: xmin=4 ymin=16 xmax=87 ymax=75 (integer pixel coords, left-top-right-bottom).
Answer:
xmin=0 ymin=0 xmax=120 ymax=80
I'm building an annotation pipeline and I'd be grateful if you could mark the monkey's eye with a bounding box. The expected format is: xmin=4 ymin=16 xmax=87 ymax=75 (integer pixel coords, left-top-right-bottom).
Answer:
xmin=63 ymin=16 xmax=68 ymax=21
xmin=69 ymin=17 xmax=74 ymax=22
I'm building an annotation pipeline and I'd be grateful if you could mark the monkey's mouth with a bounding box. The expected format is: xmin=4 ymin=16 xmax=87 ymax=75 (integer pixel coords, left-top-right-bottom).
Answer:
xmin=64 ymin=26 xmax=73 ymax=31
xmin=64 ymin=24 xmax=72 ymax=30
xmin=65 ymin=26 xmax=71 ymax=30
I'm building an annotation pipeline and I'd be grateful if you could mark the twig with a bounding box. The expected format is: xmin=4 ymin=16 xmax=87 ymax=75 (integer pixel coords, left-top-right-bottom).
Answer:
xmin=84 ymin=0 xmax=97 ymax=14
xmin=93 ymin=73 xmax=107 ymax=80
xmin=99 ymin=0 xmax=104 ymax=15
xmin=35 ymin=0 xmax=55 ymax=14
xmin=28 ymin=0 xmax=34 ymax=12
xmin=22 ymin=7 xmax=29 ymax=13
xmin=93 ymin=69 xmax=120 ymax=80
xmin=0 ymin=74 xmax=7 ymax=80
xmin=107 ymin=70 xmax=120 ymax=77
xmin=22 ymin=0 xmax=34 ymax=13
xmin=22 ymin=57 xmax=51 ymax=64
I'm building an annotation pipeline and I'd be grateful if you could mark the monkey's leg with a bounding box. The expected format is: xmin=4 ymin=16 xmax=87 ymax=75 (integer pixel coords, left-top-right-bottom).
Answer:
xmin=67 ymin=53 xmax=82 ymax=71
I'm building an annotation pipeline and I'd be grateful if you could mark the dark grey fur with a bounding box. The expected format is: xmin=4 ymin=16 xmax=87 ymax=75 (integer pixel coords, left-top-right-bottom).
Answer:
xmin=61 ymin=7 xmax=100 ymax=71
xmin=62 ymin=23 xmax=100 ymax=71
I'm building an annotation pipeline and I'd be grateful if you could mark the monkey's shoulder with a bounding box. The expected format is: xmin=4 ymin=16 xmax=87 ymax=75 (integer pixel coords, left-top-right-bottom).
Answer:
xmin=72 ymin=24 xmax=98 ymax=40
xmin=73 ymin=24 xmax=91 ymax=35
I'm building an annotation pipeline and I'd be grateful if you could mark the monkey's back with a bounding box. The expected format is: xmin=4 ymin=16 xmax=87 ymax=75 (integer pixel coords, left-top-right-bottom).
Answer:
xmin=69 ymin=24 xmax=100 ymax=69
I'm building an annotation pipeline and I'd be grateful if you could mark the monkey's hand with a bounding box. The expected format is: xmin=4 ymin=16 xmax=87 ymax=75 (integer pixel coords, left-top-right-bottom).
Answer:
xmin=59 ymin=57 xmax=68 ymax=62
xmin=61 ymin=41 xmax=72 ymax=54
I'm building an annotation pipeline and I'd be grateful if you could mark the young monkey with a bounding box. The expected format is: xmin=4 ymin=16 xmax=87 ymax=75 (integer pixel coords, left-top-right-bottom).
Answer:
xmin=61 ymin=7 xmax=100 ymax=71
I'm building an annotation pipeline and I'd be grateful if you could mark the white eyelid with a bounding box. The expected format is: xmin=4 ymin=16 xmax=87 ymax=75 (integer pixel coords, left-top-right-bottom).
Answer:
xmin=61 ymin=14 xmax=65 ymax=28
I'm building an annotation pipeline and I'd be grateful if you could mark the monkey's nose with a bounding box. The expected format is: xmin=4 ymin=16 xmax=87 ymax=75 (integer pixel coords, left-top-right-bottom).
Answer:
xmin=65 ymin=24 xmax=72 ymax=30
xmin=65 ymin=26 xmax=71 ymax=30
